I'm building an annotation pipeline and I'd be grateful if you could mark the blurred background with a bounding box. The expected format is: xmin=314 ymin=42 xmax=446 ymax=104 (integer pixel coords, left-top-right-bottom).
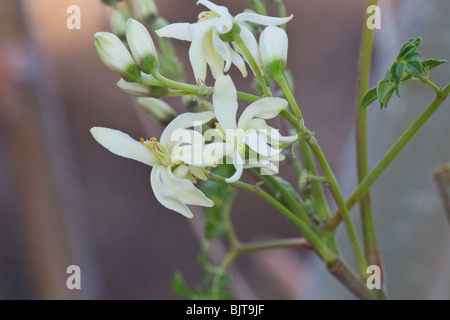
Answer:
xmin=0 ymin=0 xmax=448 ymax=299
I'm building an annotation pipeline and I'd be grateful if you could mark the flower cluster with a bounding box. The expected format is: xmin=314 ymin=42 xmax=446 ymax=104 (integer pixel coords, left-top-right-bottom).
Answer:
xmin=92 ymin=0 xmax=294 ymax=217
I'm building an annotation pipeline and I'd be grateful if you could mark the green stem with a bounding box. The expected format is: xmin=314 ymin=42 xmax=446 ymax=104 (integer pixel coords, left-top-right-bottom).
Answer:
xmin=208 ymin=173 xmax=336 ymax=263
xmin=417 ymin=75 xmax=441 ymax=94
xmin=249 ymin=0 xmax=267 ymax=15
xmin=153 ymin=71 xmax=210 ymax=95
xmin=237 ymin=238 xmax=312 ymax=253
xmin=355 ymin=0 xmax=381 ymax=272
xmin=327 ymin=83 xmax=450 ymax=230
xmin=237 ymin=91 xmax=260 ymax=102
xmin=235 ymin=36 xmax=271 ymax=97
xmin=263 ymin=174 xmax=311 ymax=226
xmin=309 ymin=142 xmax=368 ymax=278
xmin=211 ymin=250 xmax=238 ymax=300
xmin=276 ymin=74 xmax=303 ymax=120
xmin=125 ymin=0 xmax=133 ymax=16
xmin=299 ymin=139 xmax=330 ymax=220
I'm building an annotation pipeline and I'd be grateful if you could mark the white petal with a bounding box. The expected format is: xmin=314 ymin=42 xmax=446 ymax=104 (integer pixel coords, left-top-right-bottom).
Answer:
xmin=230 ymin=49 xmax=248 ymax=77
xmin=150 ymin=165 xmax=193 ymax=218
xmin=239 ymin=26 xmax=262 ymax=70
xmin=225 ymin=150 xmax=244 ymax=183
xmin=172 ymin=144 xmax=205 ymax=166
xmin=155 ymin=23 xmax=192 ymax=41
xmin=262 ymin=127 xmax=298 ymax=143
xmin=90 ymin=127 xmax=156 ymax=166
xmin=126 ymin=19 xmax=157 ymax=64
xmin=163 ymin=166 xmax=214 ymax=207
xmin=214 ymin=15 xmax=233 ymax=34
xmin=234 ymin=13 xmax=293 ymax=26
xmin=213 ymin=75 xmax=238 ymax=130
xmin=244 ymin=131 xmax=281 ymax=158
xmin=202 ymin=30 xmax=224 ymax=79
xmin=213 ymin=31 xmax=232 ymax=72
xmin=238 ymin=97 xmax=288 ymax=130
xmin=259 ymin=25 xmax=288 ymax=65
xmin=189 ymin=20 xmax=215 ymax=83
xmin=189 ymin=165 xmax=208 ymax=181
xmin=197 ymin=0 xmax=232 ymax=18
xmin=243 ymin=160 xmax=271 ymax=169
xmin=160 ymin=111 xmax=215 ymax=148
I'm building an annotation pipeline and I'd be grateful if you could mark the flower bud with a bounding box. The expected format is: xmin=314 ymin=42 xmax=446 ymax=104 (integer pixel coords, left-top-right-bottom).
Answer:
xmin=95 ymin=32 xmax=140 ymax=81
xmin=110 ymin=10 xmax=127 ymax=38
xmin=259 ymin=26 xmax=288 ymax=77
xmin=117 ymin=77 xmax=168 ymax=98
xmin=126 ymin=19 xmax=159 ymax=74
xmin=136 ymin=0 xmax=158 ymax=23
xmin=137 ymin=98 xmax=177 ymax=125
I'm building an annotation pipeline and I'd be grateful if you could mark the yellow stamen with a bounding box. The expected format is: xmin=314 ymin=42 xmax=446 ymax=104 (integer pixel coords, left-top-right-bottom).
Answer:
xmin=150 ymin=137 xmax=157 ymax=141
xmin=140 ymin=137 xmax=144 ymax=144
xmin=152 ymin=141 xmax=158 ymax=146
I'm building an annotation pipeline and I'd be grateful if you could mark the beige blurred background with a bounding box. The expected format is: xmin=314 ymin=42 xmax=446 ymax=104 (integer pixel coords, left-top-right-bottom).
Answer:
xmin=0 ymin=0 xmax=448 ymax=299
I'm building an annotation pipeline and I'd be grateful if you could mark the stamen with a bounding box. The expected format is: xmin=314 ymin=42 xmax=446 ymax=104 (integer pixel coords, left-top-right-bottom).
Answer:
xmin=152 ymin=141 xmax=158 ymax=146
xmin=140 ymin=137 xmax=144 ymax=144
xmin=150 ymin=137 xmax=157 ymax=141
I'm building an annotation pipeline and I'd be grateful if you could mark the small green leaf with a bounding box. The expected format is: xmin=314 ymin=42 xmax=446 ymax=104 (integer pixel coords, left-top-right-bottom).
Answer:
xmin=172 ymin=272 xmax=191 ymax=298
xmin=393 ymin=62 xmax=405 ymax=83
xmin=359 ymin=87 xmax=378 ymax=110
xmin=422 ymin=59 xmax=447 ymax=71
xmin=402 ymin=51 xmax=421 ymax=61
xmin=377 ymin=80 xmax=396 ymax=109
xmin=394 ymin=85 xmax=400 ymax=98
xmin=405 ymin=60 xmax=423 ymax=76
xmin=388 ymin=61 xmax=398 ymax=81
xmin=398 ymin=44 xmax=416 ymax=60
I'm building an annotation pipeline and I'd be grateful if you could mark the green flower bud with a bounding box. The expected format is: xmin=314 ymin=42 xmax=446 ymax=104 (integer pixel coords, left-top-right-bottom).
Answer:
xmin=94 ymin=32 xmax=140 ymax=82
xmin=259 ymin=26 xmax=288 ymax=77
xmin=136 ymin=0 xmax=158 ymax=23
xmin=110 ymin=10 xmax=127 ymax=38
xmin=221 ymin=23 xmax=241 ymax=43
xmin=137 ymin=98 xmax=177 ymax=125
xmin=126 ymin=19 xmax=159 ymax=74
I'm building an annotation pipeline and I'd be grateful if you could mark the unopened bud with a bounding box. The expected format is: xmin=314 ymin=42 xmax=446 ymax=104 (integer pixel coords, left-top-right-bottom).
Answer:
xmin=101 ymin=0 xmax=124 ymax=6
xmin=136 ymin=0 xmax=158 ymax=23
xmin=259 ymin=26 xmax=288 ymax=77
xmin=126 ymin=19 xmax=159 ymax=74
xmin=138 ymin=98 xmax=177 ymax=124
xmin=110 ymin=10 xmax=127 ymax=38
xmin=94 ymin=32 xmax=140 ymax=81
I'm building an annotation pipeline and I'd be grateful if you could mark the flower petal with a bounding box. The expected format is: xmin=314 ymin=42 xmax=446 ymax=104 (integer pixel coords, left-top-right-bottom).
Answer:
xmin=238 ymin=97 xmax=288 ymax=130
xmin=189 ymin=20 xmax=215 ymax=83
xmin=163 ymin=166 xmax=214 ymax=207
xmin=150 ymin=165 xmax=193 ymax=218
xmin=202 ymin=30 xmax=224 ymax=79
xmin=212 ymin=31 xmax=232 ymax=72
xmin=234 ymin=13 xmax=293 ymax=26
xmin=155 ymin=23 xmax=192 ymax=41
xmin=160 ymin=111 xmax=215 ymax=148
xmin=238 ymin=25 xmax=262 ymax=70
xmin=197 ymin=0 xmax=232 ymax=18
xmin=90 ymin=127 xmax=156 ymax=166
xmin=225 ymin=150 xmax=244 ymax=183
xmin=213 ymin=75 xmax=238 ymax=130
xmin=214 ymin=15 xmax=233 ymax=34
xmin=244 ymin=130 xmax=281 ymax=158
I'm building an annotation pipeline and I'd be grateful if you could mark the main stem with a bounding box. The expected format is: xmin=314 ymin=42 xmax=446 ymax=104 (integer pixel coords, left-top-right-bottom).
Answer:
xmin=276 ymin=75 xmax=368 ymax=279
xmin=355 ymin=0 xmax=382 ymax=274
xmin=327 ymin=83 xmax=450 ymax=229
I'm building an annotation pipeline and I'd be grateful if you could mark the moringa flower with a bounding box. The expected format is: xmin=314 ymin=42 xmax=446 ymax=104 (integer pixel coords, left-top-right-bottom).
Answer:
xmin=90 ymin=111 xmax=216 ymax=218
xmin=126 ymin=19 xmax=159 ymax=74
xmin=155 ymin=0 xmax=293 ymax=83
xmin=259 ymin=25 xmax=288 ymax=77
xmin=94 ymin=32 xmax=140 ymax=82
xmin=210 ymin=75 xmax=297 ymax=183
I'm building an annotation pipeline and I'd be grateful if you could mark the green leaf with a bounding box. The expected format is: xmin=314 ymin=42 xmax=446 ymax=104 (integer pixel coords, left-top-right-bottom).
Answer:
xmin=393 ymin=62 xmax=405 ymax=83
xmin=377 ymin=80 xmax=396 ymax=109
xmin=218 ymin=274 xmax=232 ymax=287
xmin=172 ymin=272 xmax=191 ymax=298
xmin=405 ymin=60 xmax=423 ymax=76
xmin=398 ymin=44 xmax=416 ymax=60
xmin=422 ymin=59 xmax=447 ymax=71
xmin=388 ymin=61 xmax=398 ymax=82
xmin=359 ymin=87 xmax=378 ymax=110
xmin=402 ymin=51 xmax=421 ymax=61
xmin=394 ymin=85 xmax=400 ymax=98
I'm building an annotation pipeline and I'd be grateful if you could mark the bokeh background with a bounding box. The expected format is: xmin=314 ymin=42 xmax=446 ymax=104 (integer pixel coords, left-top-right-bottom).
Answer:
xmin=0 ymin=0 xmax=448 ymax=299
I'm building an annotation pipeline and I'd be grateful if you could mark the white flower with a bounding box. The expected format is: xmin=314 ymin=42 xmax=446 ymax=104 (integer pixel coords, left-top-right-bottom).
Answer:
xmin=211 ymin=75 xmax=297 ymax=183
xmin=155 ymin=0 xmax=293 ymax=83
xmin=126 ymin=19 xmax=159 ymax=74
xmin=259 ymin=25 xmax=288 ymax=76
xmin=94 ymin=32 xmax=140 ymax=81
xmin=90 ymin=111 xmax=216 ymax=218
